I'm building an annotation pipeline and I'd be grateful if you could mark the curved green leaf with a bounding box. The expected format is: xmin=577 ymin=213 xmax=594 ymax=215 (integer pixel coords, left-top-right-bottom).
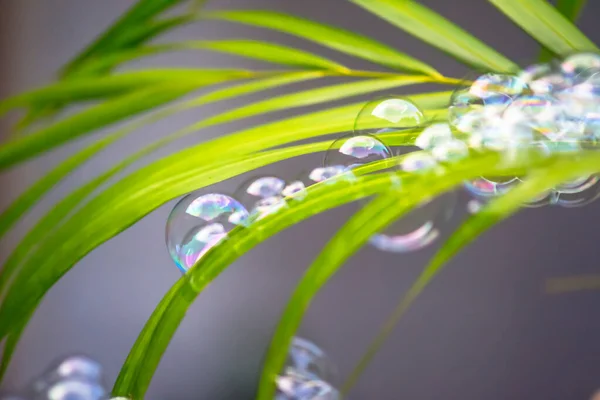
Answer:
xmin=204 ymin=10 xmax=441 ymax=77
xmin=62 ymin=0 xmax=192 ymax=75
xmin=342 ymin=152 xmax=600 ymax=395
xmin=0 ymin=69 xmax=251 ymax=116
xmin=0 ymin=72 xmax=322 ymax=295
xmin=350 ymin=0 xmax=519 ymax=73
xmin=489 ymin=0 xmax=598 ymax=57
xmin=73 ymin=40 xmax=348 ymax=76
xmin=0 ymin=92 xmax=449 ymax=376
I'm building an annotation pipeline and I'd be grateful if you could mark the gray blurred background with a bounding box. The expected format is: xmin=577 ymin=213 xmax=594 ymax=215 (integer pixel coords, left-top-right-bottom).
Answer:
xmin=1 ymin=0 xmax=600 ymax=399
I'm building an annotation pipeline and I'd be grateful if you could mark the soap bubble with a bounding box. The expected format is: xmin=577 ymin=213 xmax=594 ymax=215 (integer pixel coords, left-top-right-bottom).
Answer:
xmin=45 ymin=379 xmax=106 ymax=400
xmin=561 ymin=52 xmax=600 ymax=81
xmin=235 ymin=176 xmax=288 ymax=221
xmin=554 ymin=175 xmax=600 ymax=207
xmin=277 ymin=337 xmax=339 ymax=400
xmin=281 ymin=180 xmax=308 ymax=201
xmin=354 ymin=97 xmax=425 ymax=136
xmin=166 ymin=192 xmax=249 ymax=273
xmin=519 ymin=63 xmax=567 ymax=94
xmin=470 ymin=73 xmax=528 ymax=98
xmin=324 ymin=134 xmax=393 ymax=173
xmin=368 ymin=145 xmax=455 ymax=253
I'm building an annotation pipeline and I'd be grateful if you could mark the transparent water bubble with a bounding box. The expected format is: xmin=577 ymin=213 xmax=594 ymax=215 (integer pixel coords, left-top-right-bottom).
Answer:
xmin=308 ymin=166 xmax=350 ymax=184
xmin=44 ymin=379 xmax=106 ymax=400
xmin=470 ymin=73 xmax=528 ymax=98
xmin=554 ymin=175 xmax=600 ymax=208
xmin=560 ymin=53 xmax=600 ymax=81
xmin=324 ymin=134 xmax=393 ymax=172
xmin=55 ymin=356 xmax=102 ymax=382
xmin=276 ymin=337 xmax=339 ymax=400
xmin=234 ymin=176 xmax=288 ymax=221
xmin=448 ymin=90 xmax=511 ymax=134
xmin=354 ymin=97 xmax=425 ymax=136
xmin=519 ymin=63 xmax=567 ymax=95
xmin=282 ymin=180 xmax=308 ymax=201
xmin=368 ymin=147 xmax=455 ymax=253
xmin=165 ymin=192 xmax=249 ymax=273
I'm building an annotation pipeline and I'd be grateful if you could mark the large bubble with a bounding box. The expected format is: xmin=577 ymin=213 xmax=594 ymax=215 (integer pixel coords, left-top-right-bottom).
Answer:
xmin=166 ymin=192 xmax=249 ymax=273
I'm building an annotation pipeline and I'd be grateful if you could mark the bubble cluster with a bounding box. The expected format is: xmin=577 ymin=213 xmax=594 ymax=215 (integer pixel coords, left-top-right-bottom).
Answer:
xmin=448 ymin=54 xmax=600 ymax=207
xmin=276 ymin=337 xmax=339 ymax=400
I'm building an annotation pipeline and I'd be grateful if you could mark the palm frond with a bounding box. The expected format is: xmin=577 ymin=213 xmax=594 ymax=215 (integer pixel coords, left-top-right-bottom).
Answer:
xmin=489 ymin=0 xmax=597 ymax=56
xmin=349 ymin=0 xmax=519 ymax=72
xmin=1 ymin=0 xmax=598 ymax=397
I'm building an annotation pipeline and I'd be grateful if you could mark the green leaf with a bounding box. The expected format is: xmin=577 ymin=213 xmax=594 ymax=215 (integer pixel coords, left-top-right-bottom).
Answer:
xmin=73 ymin=40 xmax=349 ymax=77
xmin=489 ymin=0 xmax=598 ymax=57
xmin=0 ymin=72 xmax=322 ymax=296
xmin=62 ymin=0 xmax=191 ymax=75
xmin=538 ymin=0 xmax=588 ymax=61
xmin=0 ymin=81 xmax=214 ymax=169
xmin=112 ymin=170 xmax=410 ymax=398
xmin=0 ymin=69 xmax=251 ymax=116
xmin=349 ymin=0 xmax=519 ymax=73
xmin=204 ymin=10 xmax=441 ymax=77
xmin=0 ymin=92 xmax=449 ymax=359
xmin=341 ymin=152 xmax=600 ymax=395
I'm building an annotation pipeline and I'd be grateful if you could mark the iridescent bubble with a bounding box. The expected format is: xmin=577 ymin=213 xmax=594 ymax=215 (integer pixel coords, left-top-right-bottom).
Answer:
xmin=354 ymin=97 xmax=425 ymax=136
xmin=281 ymin=180 xmax=307 ymax=201
xmin=554 ymin=175 xmax=600 ymax=208
xmin=251 ymin=195 xmax=288 ymax=220
xmin=55 ymin=356 xmax=102 ymax=382
xmin=448 ymin=90 xmax=511 ymax=134
xmin=246 ymin=177 xmax=286 ymax=198
xmin=235 ymin=176 xmax=288 ymax=221
xmin=308 ymin=166 xmax=349 ymax=183
xmin=324 ymin=134 xmax=392 ymax=172
xmin=431 ymin=138 xmax=469 ymax=163
xmin=369 ymin=148 xmax=455 ymax=253
xmin=470 ymin=73 xmax=528 ymax=98
xmin=166 ymin=193 xmax=249 ymax=272
xmin=415 ymin=123 xmax=454 ymax=150
xmin=464 ymin=177 xmax=518 ymax=199
xmin=561 ymin=53 xmax=600 ymax=81
xmin=519 ymin=63 xmax=567 ymax=95
xmin=277 ymin=337 xmax=339 ymax=400
xmin=45 ymin=379 xmax=106 ymax=400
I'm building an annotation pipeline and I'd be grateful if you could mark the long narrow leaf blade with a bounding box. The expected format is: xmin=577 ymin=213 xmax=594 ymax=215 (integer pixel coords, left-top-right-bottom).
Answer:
xmin=350 ymin=0 xmax=519 ymax=73
xmin=343 ymin=154 xmax=600 ymax=394
xmin=489 ymin=0 xmax=598 ymax=57
xmin=204 ymin=10 xmax=441 ymax=76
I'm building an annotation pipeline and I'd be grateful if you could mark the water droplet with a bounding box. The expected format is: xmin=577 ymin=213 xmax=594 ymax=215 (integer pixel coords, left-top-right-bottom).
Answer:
xmin=166 ymin=193 xmax=249 ymax=272
xmin=354 ymin=97 xmax=425 ymax=136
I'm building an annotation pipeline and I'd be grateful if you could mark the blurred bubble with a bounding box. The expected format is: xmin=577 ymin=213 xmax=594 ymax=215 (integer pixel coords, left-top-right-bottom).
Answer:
xmin=166 ymin=193 xmax=249 ymax=272
xmin=560 ymin=52 xmax=600 ymax=81
xmin=368 ymin=146 xmax=455 ymax=253
xmin=277 ymin=337 xmax=339 ymax=400
xmin=470 ymin=73 xmax=528 ymax=98
xmin=519 ymin=63 xmax=567 ymax=94
xmin=45 ymin=379 xmax=105 ymax=400
xmin=554 ymin=175 xmax=600 ymax=208
xmin=354 ymin=97 xmax=425 ymax=136
xmin=235 ymin=176 xmax=289 ymax=221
